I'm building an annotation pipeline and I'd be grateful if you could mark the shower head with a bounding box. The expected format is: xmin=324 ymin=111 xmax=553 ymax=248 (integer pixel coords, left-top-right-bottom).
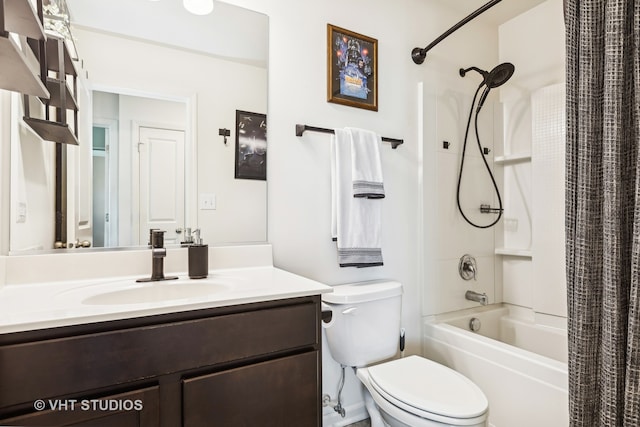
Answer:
xmin=485 ymin=62 xmax=515 ymax=88
xmin=459 ymin=62 xmax=515 ymax=89
xmin=460 ymin=62 xmax=515 ymax=112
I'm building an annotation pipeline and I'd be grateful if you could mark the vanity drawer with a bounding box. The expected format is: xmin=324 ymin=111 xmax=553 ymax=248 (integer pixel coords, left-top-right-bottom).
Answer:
xmin=0 ymin=300 xmax=319 ymax=408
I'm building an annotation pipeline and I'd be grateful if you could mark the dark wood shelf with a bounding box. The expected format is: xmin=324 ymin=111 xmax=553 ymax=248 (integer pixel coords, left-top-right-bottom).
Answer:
xmin=42 ymin=77 xmax=78 ymax=110
xmin=23 ymin=116 xmax=78 ymax=145
xmin=23 ymin=31 xmax=79 ymax=146
xmin=5 ymin=0 xmax=46 ymax=40
xmin=45 ymin=35 xmax=76 ymax=76
xmin=0 ymin=35 xmax=49 ymax=98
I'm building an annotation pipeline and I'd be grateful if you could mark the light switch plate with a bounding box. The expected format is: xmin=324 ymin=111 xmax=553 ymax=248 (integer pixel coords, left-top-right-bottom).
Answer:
xmin=199 ymin=193 xmax=216 ymax=210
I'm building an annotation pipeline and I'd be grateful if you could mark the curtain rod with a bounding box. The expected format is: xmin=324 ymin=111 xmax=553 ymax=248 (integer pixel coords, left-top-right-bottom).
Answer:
xmin=295 ymin=124 xmax=404 ymax=149
xmin=411 ymin=0 xmax=503 ymax=64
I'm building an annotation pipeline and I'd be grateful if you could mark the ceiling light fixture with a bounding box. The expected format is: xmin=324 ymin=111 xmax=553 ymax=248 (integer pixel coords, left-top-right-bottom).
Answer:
xmin=183 ymin=0 xmax=214 ymax=15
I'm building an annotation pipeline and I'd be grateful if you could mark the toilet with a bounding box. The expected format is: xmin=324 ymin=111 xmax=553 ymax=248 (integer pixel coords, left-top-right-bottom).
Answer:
xmin=322 ymin=281 xmax=488 ymax=427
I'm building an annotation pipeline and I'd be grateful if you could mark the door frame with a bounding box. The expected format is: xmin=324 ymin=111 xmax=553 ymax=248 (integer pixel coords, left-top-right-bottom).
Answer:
xmin=92 ymin=118 xmax=118 ymax=247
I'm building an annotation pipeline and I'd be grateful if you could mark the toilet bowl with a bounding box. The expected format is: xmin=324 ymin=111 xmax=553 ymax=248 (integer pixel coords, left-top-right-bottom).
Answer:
xmin=322 ymin=281 xmax=488 ymax=427
xmin=357 ymin=356 xmax=488 ymax=426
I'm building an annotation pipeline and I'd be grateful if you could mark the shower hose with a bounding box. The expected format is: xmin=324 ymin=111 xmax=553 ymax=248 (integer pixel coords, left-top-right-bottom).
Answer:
xmin=456 ymin=84 xmax=504 ymax=229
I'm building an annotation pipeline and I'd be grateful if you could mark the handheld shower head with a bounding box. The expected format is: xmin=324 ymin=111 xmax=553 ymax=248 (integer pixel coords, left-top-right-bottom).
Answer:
xmin=485 ymin=62 xmax=515 ymax=88
xmin=477 ymin=87 xmax=491 ymax=112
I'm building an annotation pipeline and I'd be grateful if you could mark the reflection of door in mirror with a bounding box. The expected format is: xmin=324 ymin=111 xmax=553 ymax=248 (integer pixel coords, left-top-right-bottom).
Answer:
xmin=138 ymin=127 xmax=185 ymax=246
xmin=92 ymin=91 xmax=187 ymax=248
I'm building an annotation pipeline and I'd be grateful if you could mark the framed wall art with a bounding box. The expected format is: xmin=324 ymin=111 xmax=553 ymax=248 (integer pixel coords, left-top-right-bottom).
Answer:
xmin=327 ymin=24 xmax=378 ymax=111
xmin=234 ymin=110 xmax=267 ymax=181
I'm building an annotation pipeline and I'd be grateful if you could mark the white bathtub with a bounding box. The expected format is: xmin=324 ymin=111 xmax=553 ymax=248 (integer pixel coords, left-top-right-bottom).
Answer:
xmin=423 ymin=304 xmax=568 ymax=427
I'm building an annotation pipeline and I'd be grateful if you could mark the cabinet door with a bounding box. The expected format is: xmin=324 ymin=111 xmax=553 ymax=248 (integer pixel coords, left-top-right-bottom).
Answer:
xmin=183 ymin=352 xmax=320 ymax=427
xmin=0 ymin=386 xmax=159 ymax=427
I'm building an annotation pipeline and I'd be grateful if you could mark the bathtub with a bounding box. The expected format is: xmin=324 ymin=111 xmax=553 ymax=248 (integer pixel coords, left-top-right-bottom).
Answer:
xmin=423 ymin=304 xmax=568 ymax=427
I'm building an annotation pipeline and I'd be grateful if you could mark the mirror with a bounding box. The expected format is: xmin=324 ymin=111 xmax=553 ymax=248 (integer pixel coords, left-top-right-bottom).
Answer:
xmin=9 ymin=0 xmax=268 ymax=253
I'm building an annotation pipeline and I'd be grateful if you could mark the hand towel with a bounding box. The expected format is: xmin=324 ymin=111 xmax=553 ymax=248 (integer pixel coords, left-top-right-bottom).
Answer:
xmin=331 ymin=133 xmax=338 ymax=241
xmin=347 ymin=127 xmax=385 ymax=199
xmin=331 ymin=128 xmax=383 ymax=267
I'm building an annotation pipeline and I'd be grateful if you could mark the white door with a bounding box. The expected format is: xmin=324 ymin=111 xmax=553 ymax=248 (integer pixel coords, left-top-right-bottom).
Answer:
xmin=138 ymin=127 xmax=185 ymax=245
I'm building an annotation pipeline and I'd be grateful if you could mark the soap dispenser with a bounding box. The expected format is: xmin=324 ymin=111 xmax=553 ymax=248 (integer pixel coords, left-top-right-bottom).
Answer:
xmin=188 ymin=229 xmax=208 ymax=279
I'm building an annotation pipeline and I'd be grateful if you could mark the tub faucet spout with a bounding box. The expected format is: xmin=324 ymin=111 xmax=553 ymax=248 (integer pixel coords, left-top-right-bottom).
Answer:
xmin=465 ymin=290 xmax=488 ymax=306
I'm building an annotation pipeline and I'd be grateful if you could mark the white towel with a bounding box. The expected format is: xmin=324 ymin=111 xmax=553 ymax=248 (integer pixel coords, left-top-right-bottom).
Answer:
xmin=347 ymin=127 xmax=385 ymax=199
xmin=331 ymin=128 xmax=383 ymax=267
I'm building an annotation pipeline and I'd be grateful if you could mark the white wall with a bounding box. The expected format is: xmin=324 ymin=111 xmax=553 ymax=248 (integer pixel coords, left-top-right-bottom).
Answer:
xmin=0 ymin=90 xmax=11 ymax=260
xmin=9 ymin=94 xmax=56 ymax=253
xmin=498 ymin=0 xmax=566 ymax=318
xmin=422 ymin=80 xmax=500 ymax=316
xmin=210 ymin=0 xmax=499 ymax=423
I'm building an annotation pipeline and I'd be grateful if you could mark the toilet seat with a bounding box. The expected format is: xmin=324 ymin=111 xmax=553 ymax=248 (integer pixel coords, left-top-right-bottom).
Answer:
xmin=363 ymin=356 xmax=488 ymax=425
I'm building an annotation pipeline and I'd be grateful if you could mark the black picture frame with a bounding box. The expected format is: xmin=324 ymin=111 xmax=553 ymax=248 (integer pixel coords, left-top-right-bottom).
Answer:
xmin=234 ymin=110 xmax=267 ymax=180
xmin=327 ymin=24 xmax=378 ymax=111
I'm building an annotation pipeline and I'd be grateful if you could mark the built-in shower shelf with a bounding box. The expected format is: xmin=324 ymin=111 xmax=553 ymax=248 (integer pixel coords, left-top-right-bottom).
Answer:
xmin=494 ymin=153 xmax=531 ymax=164
xmin=495 ymin=248 xmax=532 ymax=258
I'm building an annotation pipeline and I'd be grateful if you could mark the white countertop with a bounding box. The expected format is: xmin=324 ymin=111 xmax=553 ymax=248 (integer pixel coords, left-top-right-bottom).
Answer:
xmin=0 ymin=266 xmax=333 ymax=334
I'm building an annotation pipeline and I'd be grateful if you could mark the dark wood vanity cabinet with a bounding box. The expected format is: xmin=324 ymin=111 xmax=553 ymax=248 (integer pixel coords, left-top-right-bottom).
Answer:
xmin=0 ymin=296 xmax=322 ymax=427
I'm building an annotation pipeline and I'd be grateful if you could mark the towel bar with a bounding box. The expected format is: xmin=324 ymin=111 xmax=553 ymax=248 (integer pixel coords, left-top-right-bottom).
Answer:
xmin=295 ymin=124 xmax=403 ymax=149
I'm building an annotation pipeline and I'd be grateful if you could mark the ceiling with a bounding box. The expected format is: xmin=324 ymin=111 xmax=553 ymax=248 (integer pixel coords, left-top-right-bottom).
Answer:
xmin=442 ymin=0 xmax=548 ymax=26
xmin=64 ymin=0 xmax=546 ymax=66
xmin=65 ymin=0 xmax=269 ymax=67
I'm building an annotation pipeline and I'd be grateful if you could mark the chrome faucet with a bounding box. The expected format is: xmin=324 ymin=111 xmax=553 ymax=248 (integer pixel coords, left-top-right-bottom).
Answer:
xmin=465 ymin=290 xmax=488 ymax=306
xmin=137 ymin=230 xmax=178 ymax=282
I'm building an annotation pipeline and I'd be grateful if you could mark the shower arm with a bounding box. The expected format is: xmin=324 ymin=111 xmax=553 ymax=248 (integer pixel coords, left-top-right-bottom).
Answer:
xmin=411 ymin=0 xmax=503 ymax=65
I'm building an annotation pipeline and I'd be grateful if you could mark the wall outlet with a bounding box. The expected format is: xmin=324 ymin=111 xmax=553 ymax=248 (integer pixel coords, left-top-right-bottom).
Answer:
xmin=16 ymin=202 xmax=26 ymax=223
xmin=199 ymin=193 xmax=216 ymax=210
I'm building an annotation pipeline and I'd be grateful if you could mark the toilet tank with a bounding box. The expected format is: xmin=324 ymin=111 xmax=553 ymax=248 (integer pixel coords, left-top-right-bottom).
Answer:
xmin=322 ymin=281 xmax=402 ymax=367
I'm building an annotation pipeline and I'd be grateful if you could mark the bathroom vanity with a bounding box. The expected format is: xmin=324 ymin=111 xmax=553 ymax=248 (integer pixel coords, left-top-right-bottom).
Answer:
xmin=0 ymin=249 xmax=330 ymax=427
xmin=0 ymin=296 xmax=320 ymax=426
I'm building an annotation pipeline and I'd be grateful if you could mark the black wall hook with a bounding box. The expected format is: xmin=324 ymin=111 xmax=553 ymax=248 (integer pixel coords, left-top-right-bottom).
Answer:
xmin=219 ymin=128 xmax=230 ymax=145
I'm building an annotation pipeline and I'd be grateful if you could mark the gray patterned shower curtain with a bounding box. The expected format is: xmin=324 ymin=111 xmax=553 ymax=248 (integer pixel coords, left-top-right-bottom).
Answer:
xmin=565 ymin=0 xmax=640 ymax=425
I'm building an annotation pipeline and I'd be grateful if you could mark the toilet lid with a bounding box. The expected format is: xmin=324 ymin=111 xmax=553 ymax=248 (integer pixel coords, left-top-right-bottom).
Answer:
xmin=367 ymin=356 xmax=488 ymax=420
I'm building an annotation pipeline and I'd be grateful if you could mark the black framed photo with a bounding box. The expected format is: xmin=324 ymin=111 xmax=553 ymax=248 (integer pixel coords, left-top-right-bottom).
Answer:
xmin=234 ymin=110 xmax=267 ymax=180
xmin=327 ymin=24 xmax=378 ymax=111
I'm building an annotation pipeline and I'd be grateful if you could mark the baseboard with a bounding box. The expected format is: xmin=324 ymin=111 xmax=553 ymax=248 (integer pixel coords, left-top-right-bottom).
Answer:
xmin=322 ymin=402 xmax=368 ymax=427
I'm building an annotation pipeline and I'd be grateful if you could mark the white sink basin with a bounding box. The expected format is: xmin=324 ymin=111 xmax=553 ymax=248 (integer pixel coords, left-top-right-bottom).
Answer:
xmin=50 ymin=274 xmax=247 ymax=307
xmin=81 ymin=280 xmax=232 ymax=305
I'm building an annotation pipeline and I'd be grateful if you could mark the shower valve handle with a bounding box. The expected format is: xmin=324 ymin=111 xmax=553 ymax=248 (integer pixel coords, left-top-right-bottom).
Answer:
xmin=459 ymin=254 xmax=477 ymax=281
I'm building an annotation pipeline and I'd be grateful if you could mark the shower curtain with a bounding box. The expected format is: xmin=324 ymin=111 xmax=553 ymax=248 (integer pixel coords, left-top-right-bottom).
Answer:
xmin=565 ymin=0 xmax=640 ymax=425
